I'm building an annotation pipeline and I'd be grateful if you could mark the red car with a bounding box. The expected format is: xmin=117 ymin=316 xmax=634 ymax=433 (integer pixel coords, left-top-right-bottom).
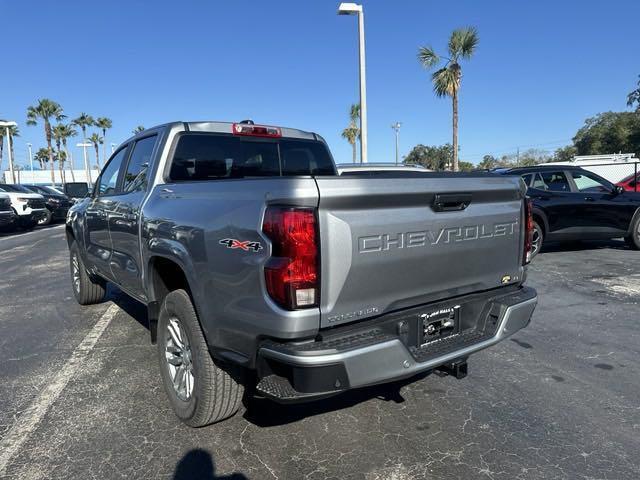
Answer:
xmin=616 ymin=172 xmax=640 ymax=192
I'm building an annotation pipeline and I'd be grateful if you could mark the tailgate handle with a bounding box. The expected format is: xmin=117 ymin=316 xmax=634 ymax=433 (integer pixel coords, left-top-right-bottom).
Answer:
xmin=432 ymin=193 xmax=472 ymax=212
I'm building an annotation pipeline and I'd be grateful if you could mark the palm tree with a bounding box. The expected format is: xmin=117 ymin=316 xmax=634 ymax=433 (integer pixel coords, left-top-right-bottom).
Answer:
xmin=72 ymin=113 xmax=95 ymax=166
xmin=34 ymin=148 xmax=50 ymax=170
xmin=341 ymin=124 xmax=359 ymax=163
xmin=132 ymin=125 xmax=145 ymax=134
xmin=0 ymin=124 xmax=19 ymax=177
xmin=26 ymin=99 xmax=66 ymax=183
xmin=88 ymin=133 xmax=103 ymax=169
xmin=418 ymin=27 xmax=479 ymax=172
xmin=95 ymin=117 xmax=112 ymax=162
xmin=52 ymin=124 xmax=71 ymax=184
xmin=341 ymin=104 xmax=361 ymax=163
xmin=58 ymin=124 xmax=78 ymax=181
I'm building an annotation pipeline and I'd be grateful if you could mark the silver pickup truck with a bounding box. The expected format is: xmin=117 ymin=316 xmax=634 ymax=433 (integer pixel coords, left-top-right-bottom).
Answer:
xmin=66 ymin=121 xmax=537 ymax=427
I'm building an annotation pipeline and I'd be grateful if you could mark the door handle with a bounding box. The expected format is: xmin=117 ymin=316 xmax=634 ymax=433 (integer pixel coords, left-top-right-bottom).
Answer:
xmin=432 ymin=193 xmax=472 ymax=212
xmin=585 ymin=197 xmax=595 ymax=202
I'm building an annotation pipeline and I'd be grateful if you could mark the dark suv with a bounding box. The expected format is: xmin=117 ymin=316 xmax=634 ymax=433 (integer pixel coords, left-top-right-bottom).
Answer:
xmin=496 ymin=165 xmax=640 ymax=257
xmin=23 ymin=184 xmax=72 ymax=225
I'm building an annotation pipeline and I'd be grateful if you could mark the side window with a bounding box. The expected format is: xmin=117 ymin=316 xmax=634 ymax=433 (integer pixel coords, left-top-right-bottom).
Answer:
xmin=97 ymin=147 xmax=128 ymax=196
xmin=124 ymin=135 xmax=157 ymax=192
xmin=531 ymin=173 xmax=548 ymax=190
xmin=570 ymin=170 xmax=612 ymax=193
xmin=521 ymin=173 xmax=533 ymax=187
xmin=539 ymin=171 xmax=571 ymax=192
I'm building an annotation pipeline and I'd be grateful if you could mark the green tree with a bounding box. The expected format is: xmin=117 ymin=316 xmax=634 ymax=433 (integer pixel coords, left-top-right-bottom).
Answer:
xmin=58 ymin=124 xmax=77 ymax=181
xmin=627 ymin=75 xmax=640 ymax=112
xmin=34 ymin=147 xmax=55 ymax=170
xmin=458 ymin=160 xmax=474 ymax=171
xmin=95 ymin=117 xmax=112 ymax=162
xmin=418 ymin=27 xmax=479 ymax=172
xmin=405 ymin=143 xmax=454 ymax=170
xmin=72 ymin=113 xmax=95 ymax=166
xmin=88 ymin=133 xmax=103 ymax=170
xmin=132 ymin=125 xmax=145 ymax=134
xmin=0 ymin=124 xmax=19 ymax=179
xmin=26 ymin=99 xmax=66 ymax=184
xmin=553 ymin=145 xmax=577 ymax=163
xmin=53 ymin=124 xmax=78 ymax=183
xmin=573 ymin=112 xmax=640 ymax=157
xmin=341 ymin=104 xmax=361 ymax=163
xmin=478 ymin=154 xmax=499 ymax=170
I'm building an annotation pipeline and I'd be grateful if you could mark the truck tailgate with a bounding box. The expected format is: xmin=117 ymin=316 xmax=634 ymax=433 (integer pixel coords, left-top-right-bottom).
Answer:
xmin=315 ymin=174 xmax=526 ymax=328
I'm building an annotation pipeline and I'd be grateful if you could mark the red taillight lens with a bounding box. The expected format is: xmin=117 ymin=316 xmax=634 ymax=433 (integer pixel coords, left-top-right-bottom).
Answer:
xmin=262 ymin=207 xmax=318 ymax=310
xmin=523 ymin=198 xmax=534 ymax=264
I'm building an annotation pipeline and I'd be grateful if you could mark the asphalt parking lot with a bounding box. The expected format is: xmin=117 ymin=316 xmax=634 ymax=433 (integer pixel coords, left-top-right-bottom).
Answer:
xmin=1 ymin=226 xmax=639 ymax=480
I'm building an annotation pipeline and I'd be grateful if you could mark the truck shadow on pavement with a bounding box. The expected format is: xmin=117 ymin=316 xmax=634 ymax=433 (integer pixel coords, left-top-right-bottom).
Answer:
xmin=243 ymin=371 xmax=431 ymax=428
xmin=173 ymin=449 xmax=248 ymax=480
xmin=540 ymin=238 xmax=629 ymax=254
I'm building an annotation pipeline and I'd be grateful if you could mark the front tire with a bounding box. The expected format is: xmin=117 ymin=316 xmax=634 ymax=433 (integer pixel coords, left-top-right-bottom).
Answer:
xmin=157 ymin=289 xmax=244 ymax=427
xmin=38 ymin=210 xmax=53 ymax=226
xmin=69 ymin=241 xmax=106 ymax=305
xmin=625 ymin=215 xmax=640 ymax=250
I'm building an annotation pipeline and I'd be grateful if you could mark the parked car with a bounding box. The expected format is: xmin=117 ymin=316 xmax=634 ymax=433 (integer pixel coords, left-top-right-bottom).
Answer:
xmin=63 ymin=182 xmax=90 ymax=203
xmin=0 ymin=192 xmax=17 ymax=229
xmin=337 ymin=163 xmax=431 ymax=175
xmin=616 ymin=172 xmax=640 ymax=192
xmin=67 ymin=121 xmax=537 ymax=427
xmin=22 ymin=184 xmax=73 ymax=225
xmin=496 ymin=165 xmax=640 ymax=257
xmin=0 ymin=184 xmax=47 ymax=229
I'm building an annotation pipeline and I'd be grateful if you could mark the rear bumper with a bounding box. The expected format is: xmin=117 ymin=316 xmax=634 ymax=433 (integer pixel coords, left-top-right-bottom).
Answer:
xmin=257 ymin=286 xmax=537 ymax=402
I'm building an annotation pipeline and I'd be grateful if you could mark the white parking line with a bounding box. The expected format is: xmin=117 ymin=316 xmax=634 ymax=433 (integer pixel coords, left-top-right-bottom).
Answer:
xmin=0 ymin=303 xmax=120 ymax=476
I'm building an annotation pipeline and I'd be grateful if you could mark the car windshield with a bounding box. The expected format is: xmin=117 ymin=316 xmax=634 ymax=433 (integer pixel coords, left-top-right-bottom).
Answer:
xmin=65 ymin=183 xmax=90 ymax=197
xmin=0 ymin=184 xmax=32 ymax=193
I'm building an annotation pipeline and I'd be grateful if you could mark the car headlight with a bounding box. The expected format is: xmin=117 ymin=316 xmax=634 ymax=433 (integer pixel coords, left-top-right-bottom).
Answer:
xmin=47 ymin=198 xmax=61 ymax=205
xmin=16 ymin=197 xmax=31 ymax=202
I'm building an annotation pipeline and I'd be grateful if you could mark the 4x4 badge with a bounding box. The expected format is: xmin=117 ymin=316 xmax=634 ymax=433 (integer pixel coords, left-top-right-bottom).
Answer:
xmin=219 ymin=238 xmax=263 ymax=252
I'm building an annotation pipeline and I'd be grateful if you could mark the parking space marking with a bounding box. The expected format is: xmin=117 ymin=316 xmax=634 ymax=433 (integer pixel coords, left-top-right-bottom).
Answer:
xmin=0 ymin=303 xmax=120 ymax=476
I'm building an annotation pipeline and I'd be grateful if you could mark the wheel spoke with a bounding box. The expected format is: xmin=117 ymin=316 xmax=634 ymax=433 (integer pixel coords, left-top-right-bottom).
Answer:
xmin=167 ymin=321 xmax=183 ymax=348
xmin=166 ymin=352 xmax=182 ymax=366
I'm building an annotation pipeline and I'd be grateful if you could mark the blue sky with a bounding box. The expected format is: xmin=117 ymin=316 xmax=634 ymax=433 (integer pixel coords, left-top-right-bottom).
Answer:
xmin=1 ymin=0 xmax=639 ymax=168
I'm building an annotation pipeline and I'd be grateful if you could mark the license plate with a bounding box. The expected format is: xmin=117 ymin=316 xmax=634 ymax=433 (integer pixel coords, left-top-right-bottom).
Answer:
xmin=420 ymin=306 xmax=459 ymax=345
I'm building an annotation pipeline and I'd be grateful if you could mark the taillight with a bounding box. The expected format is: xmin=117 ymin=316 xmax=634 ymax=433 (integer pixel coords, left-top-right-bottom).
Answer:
xmin=262 ymin=207 xmax=319 ymax=310
xmin=232 ymin=123 xmax=282 ymax=138
xmin=523 ymin=198 xmax=534 ymax=265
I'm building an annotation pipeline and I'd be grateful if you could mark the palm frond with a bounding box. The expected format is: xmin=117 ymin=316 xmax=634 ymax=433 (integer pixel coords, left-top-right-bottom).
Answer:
xmin=417 ymin=46 xmax=440 ymax=69
xmin=432 ymin=66 xmax=459 ymax=98
xmin=349 ymin=104 xmax=360 ymax=123
xmin=449 ymin=27 xmax=479 ymax=60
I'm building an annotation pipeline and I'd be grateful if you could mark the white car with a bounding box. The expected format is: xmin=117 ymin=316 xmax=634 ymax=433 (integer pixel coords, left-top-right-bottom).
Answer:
xmin=337 ymin=163 xmax=431 ymax=175
xmin=0 ymin=184 xmax=47 ymax=229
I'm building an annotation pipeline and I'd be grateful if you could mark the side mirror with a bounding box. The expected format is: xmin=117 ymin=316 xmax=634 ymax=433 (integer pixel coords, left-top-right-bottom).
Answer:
xmin=614 ymin=185 xmax=625 ymax=195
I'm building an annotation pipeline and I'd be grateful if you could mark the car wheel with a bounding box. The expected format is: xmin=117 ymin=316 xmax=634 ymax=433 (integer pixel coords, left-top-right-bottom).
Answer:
xmin=69 ymin=241 xmax=106 ymax=305
xmin=38 ymin=210 xmax=52 ymax=226
xmin=158 ymin=289 xmax=244 ymax=427
xmin=530 ymin=221 xmax=544 ymax=259
xmin=625 ymin=216 xmax=640 ymax=250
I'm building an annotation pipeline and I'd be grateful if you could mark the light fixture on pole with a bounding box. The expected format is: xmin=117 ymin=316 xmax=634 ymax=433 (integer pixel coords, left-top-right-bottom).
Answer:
xmin=76 ymin=142 xmax=93 ymax=185
xmin=338 ymin=2 xmax=368 ymax=163
xmin=27 ymin=143 xmax=34 ymax=183
xmin=391 ymin=122 xmax=401 ymax=165
xmin=0 ymin=121 xmax=18 ymax=184
xmin=110 ymin=143 xmax=116 ymax=154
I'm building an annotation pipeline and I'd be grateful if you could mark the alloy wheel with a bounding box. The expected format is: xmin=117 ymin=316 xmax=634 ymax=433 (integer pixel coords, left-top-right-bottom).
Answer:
xmin=71 ymin=254 xmax=81 ymax=294
xmin=164 ymin=317 xmax=194 ymax=402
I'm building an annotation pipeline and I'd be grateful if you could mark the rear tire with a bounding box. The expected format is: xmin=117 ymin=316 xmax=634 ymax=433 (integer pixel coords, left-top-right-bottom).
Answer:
xmin=530 ymin=220 xmax=544 ymax=259
xmin=69 ymin=241 xmax=106 ymax=305
xmin=625 ymin=215 xmax=640 ymax=250
xmin=158 ymin=289 xmax=244 ymax=427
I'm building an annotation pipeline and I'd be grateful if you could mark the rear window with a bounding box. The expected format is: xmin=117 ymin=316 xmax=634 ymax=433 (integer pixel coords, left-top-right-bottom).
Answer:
xmin=168 ymin=134 xmax=336 ymax=181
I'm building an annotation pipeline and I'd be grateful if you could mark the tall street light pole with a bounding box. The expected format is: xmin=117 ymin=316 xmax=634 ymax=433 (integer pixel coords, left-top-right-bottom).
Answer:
xmin=77 ymin=142 xmax=93 ymax=185
xmin=338 ymin=2 xmax=368 ymax=163
xmin=391 ymin=122 xmax=401 ymax=165
xmin=0 ymin=121 xmax=18 ymax=184
xmin=27 ymin=143 xmax=34 ymax=183
xmin=111 ymin=143 xmax=116 ymax=154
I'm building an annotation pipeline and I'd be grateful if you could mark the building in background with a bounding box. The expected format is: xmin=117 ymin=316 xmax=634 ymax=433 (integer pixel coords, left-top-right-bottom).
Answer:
xmin=546 ymin=153 xmax=639 ymax=183
xmin=1 ymin=169 xmax=100 ymax=185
